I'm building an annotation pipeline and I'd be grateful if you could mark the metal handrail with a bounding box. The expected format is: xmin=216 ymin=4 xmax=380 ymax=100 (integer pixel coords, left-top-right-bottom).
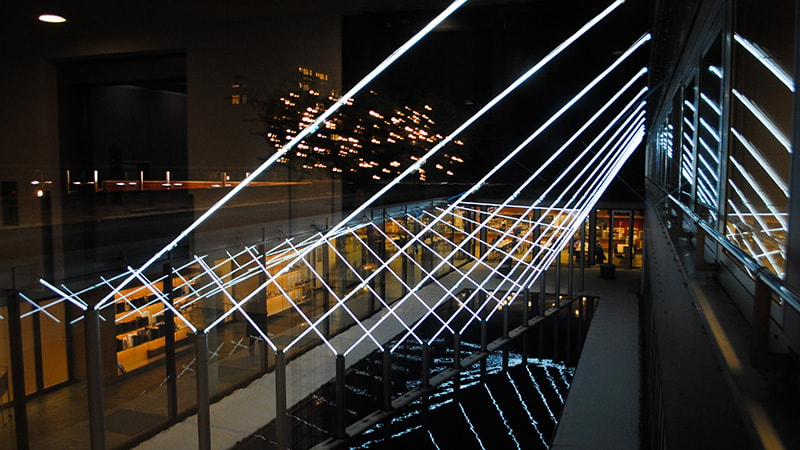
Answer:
xmin=662 ymin=192 xmax=800 ymax=313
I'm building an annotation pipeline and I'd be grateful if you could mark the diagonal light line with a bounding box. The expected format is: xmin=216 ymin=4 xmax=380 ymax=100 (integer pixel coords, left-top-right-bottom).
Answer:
xmin=409 ymin=96 xmax=647 ymax=341
xmin=270 ymin=0 xmax=628 ymax=285
xmin=282 ymin=234 xmax=385 ymax=353
xmin=99 ymin=275 xmax=150 ymax=317
xmin=38 ymin=279 xmax=88 ymax=311
xmin=472 ymin=116 xmax=646 ymax=327
xmin=416 ymin=210 xmax=532 ymax=289
xmin=130 ymin=268 xmax=197 ymax=333
xmin=734 ymin=33 xmax=795 ymax=92
xmin=348 ymin=41 xmax=649 ymax=353
xmin=345 ymin=224 xmax=459 ymax=338
xmin=730 ymin=128 xmax=789 ymax=197
xmin=87 ymin=0 xmax=471 ymax=311
xmin=19 ymin=293 xmax=61 ymax=323
xmin=732 ymin=88 xmax=791 ymax=152
xmin=200 ymin=251 xmax=280 ymax=351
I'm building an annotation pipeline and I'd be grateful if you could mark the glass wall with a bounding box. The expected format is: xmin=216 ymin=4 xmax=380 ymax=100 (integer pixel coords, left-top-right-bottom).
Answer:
xmin=648 ymin=0 xmax=796 ymax=280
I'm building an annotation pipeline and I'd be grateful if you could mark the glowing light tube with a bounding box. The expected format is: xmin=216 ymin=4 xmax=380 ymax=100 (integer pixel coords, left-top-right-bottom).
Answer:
xmin=283 ymin=235 xmax=385 ymax=353
xmin=480 ymin=118 xmax=646 ymax=325
xmin=318 ymin=0 xmax=627 ymax=245
xmin=87 ymin=0 xmax=470 ymax=311
xmin=129 ymin=268 xmax=197 ymax=333
xmin=734 ymin=33 xmax=795 ymax=92
xmin=39 ymin=279 xmax=88 ymax=311
xmin=309 ymin=15 xmax=642 ymax=354
xmin=732 ymin=88 xmax=791 ymax=152
xmin=20 ymin=293 xmax=61 ymax=323
xmin=471 ymin=116 xmax=646 ymax=326
xmin=387 ymin=82 xmax=647 ymax=349
xmin=726 ymin=198 xmax=784 ymax=277
xmin=404 ymin=106 xmax=646 ymax=346
xmin=701 ymin=92 xmax=722 ymax=116
xmin=730 ymin=128 xmax=788 ymax=197
xmin=380 ymin=104 xmax=644 ymax=348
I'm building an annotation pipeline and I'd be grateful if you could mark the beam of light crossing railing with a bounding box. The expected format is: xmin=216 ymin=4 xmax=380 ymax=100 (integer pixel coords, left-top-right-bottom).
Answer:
xmin=19 ymin=293 xmax=62 ymax=323
xmin=465 ymin=114 xmax=646 ymax=329
xmin=38 ymin=279 xmax=88 ymax=311
xmin=269 ymin=0 xmax=627 ymax=281
xmin=129 ymin=268 xmax=198 ymax=333
xmin=398 ymin=100 xmax=647 ymax=347
xmin=407 ymin=92 xmax=648 ymax=342
xmin=282 ymin=234 xmax=386 ymax=352
xmin=349 ymin=38 xmax=649 ymax=354
xmin=288 ymin=1 xmax=636 ymax=354
xmin=85 ymin=0 xmax=471 ymax=312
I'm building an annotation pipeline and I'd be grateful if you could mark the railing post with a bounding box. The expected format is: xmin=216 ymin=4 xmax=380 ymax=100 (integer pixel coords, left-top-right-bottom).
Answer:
xmin=275 ymin=350 xmax=288 ymax=450
xmin=195 ymin=333 xmax=211 ymax=450
xmin=382 ymin=350 xmax=392 ymax=412
xmin=163 ymin=263 xmax=178 ymax=422
xmin=335 ymin=354 xmax=347 ymax=440
xmin=695 ymin=224 xmax=714 ymax=271
xmin=453 ymin=333 xmax=461 ymax=370
xmin=421 ymin=343 xmax=431 ymax=388
xmin=85 ymin=307 xmax=107 ymax=450
xmin=7 ymin=291 xmax=30 ymax=450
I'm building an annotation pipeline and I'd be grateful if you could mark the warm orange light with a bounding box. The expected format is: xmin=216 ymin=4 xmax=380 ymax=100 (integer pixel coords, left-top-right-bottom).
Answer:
xmin=39 ymin=14 xmax=67 ymax=23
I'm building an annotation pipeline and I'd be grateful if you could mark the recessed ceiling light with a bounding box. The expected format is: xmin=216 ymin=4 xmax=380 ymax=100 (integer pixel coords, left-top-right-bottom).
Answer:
xmin=38 ymin=14 xmax=67 ymax=23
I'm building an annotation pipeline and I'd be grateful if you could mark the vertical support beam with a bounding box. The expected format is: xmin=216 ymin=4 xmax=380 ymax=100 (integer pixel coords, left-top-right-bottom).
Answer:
xmin=335 ymin=354 xmax=347 ymax=440
xmin=503 ymin=302 xmax=509 ymax=340
xmin=568 ymin=237 xmax=575 ymax=301
xmin=453 ymin=333 xmax=461 ymax=370
xmin=523 ymin=287 xmax=530 ymax=325
xmin=480 ymin=319 xmax=488 ymax=379
xmin=628 ymin=211 xmax=635 ymax=268
xmin=580 ymin=220 xmax=587 ymax=290
xmin=553 ymin=307 xmax=560 ymax=361
xmin=7 ymin=291 xmax=29 ymax=450
xmin=539 ymin=270 xmax=547 ymax=313
xmin=275 ymin=350 xmax=288 ymax=450
xmin=382 ymin=350 xmax=392 ymax=412
xmin=85 ymin=308 xmax=107 ymax=450
xmin=555 ymin=250 xmax=562 ymax=308
xmin=195 ymin=333 xmax=211 ymax=450
xmin=421 ymin=343 xmax=431 ymax=388
xmin=163 ymin=263 xmax=178 ymax=422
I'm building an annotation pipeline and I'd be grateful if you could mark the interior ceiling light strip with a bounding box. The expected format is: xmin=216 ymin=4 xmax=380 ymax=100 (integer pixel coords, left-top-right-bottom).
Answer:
xmin=734 ymin=33 xmax=795 ymax=92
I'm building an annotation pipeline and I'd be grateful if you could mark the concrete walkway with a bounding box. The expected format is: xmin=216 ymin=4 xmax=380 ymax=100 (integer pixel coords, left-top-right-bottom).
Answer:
xmin=551 ymin=267 xmax=641 ymax=449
